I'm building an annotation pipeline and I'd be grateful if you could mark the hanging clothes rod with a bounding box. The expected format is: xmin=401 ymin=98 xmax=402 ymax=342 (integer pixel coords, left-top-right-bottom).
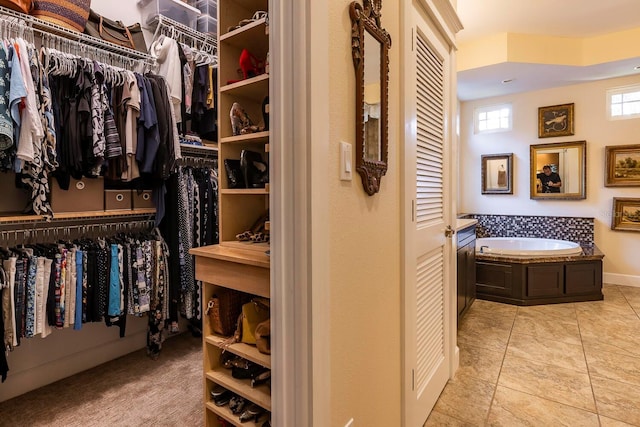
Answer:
xmin=0 ymin=4 xmax=154 ymax=62
xmin=149 ymin=14 xmax=217 ymax=55
xmin=0 ymin=211 xmax=156 ymax=231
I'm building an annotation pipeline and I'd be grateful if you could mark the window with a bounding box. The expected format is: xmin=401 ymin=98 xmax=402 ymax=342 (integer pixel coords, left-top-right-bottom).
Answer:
xmin=607 ymin=85 xmax=640 ymax=120
xmin=474 ymin=103 xmax=512 ymax=133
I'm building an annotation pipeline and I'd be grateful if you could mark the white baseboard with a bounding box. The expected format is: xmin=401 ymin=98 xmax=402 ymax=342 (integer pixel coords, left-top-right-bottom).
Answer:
xmin=604 ymin=272 xmax=640 ymax=288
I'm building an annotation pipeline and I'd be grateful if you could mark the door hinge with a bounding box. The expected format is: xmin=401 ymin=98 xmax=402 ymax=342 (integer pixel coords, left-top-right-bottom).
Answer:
xmin=412 ymin=200 xmax=416 ymax=222
xmin=411 ymin=28 xmax=415 ymax=52
xmin=412 ymin=369 xmax=415 ymax=390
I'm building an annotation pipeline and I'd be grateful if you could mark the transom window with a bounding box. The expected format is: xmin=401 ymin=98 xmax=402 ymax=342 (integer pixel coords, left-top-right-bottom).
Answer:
xmin=474 ymin=103 xmax=512 ymax=134
xmin=607 ymin=85 xmax=640 ymax=120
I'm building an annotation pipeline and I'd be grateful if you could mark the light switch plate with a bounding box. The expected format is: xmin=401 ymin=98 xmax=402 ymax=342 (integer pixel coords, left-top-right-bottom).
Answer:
xmin=340 ymin=141 xmax=352 ymax=181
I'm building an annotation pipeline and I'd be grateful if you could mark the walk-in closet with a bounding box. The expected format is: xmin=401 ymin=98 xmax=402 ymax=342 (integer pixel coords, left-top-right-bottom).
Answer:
xmin=0 ymin=0 xmax=272 ymax=425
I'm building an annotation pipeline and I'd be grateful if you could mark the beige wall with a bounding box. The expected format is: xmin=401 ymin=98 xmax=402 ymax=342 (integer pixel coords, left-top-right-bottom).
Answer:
xmin=459 ymin=74 xmax=640 ymax=285
xmin=328 ymin=1 xmax=402 ymax=425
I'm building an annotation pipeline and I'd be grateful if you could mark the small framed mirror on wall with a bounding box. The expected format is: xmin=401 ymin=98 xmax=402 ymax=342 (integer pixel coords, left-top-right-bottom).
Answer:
xmin=349 ymin=0 xmax=392 ymax=196
xmin=530 ymin=141 xmax=587 ymax=200
xmin=481 ymin=153 xmax=513 ymax=194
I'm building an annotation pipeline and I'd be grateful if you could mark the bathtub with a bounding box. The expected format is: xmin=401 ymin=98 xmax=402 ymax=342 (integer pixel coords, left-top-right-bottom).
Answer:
xmin=476 ymin=237 xmax=583 ymax=257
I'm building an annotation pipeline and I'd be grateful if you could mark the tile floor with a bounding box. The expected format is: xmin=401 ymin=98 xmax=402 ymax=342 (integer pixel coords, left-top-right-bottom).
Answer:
xmin=425 ymin=284 xmax=640 ymax=427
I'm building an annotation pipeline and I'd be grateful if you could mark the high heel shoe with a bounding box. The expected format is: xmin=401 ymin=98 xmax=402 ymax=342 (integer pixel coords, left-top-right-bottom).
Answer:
xmin=236 ymin=210 xmax=269 ymax=242
xmin=239 ymin=49 xmax=264 ymax=79
xmin=261 ymin=96 xmax=269 ymax=132
xmin=240 ymin=150 xmax=269 ymax=188
xmin=230 ymin=102 xmax=253 ymax=136
xmin=239 ymin=403 xmax=265 ymax=423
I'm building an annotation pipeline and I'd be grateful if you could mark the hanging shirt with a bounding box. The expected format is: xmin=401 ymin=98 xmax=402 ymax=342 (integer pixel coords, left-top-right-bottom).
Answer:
xmin=122 ymin=72 xmax=140 ymax=181
xmin=0 ymin=46 xmax=13 ymax=152
xmin=149 ymin=36 xmax=182 ymax=123
xmin=15 ymin=39 xmax=44 ymax=167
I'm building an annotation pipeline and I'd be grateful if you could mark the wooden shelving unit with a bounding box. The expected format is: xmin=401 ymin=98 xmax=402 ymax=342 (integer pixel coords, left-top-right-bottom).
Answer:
xmin=194 ymin=1 xmax=272 ymax=423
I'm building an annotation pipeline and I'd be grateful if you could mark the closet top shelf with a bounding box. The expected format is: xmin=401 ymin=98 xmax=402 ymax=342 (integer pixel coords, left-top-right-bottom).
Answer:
xmin=0 ymin=5 xmax=153 ymax=61
xmin=0 ymin=209 xmax=156 ymax=226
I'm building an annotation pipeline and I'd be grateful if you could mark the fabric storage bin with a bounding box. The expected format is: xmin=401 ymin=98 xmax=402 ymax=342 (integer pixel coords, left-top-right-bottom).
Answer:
xmin=51 ymin=178 xmax=104 ymax=213
xmin=0 ymin=172 xmax=30 ymax=214
xmin=132 ymin=190 xmax=154 ymax=209
xmin=197 ymin=14 xmax=217 ymax=35
xmin=195 ymin=0 xmax=216 ymax=16
xmin=138 ymin=0 xmax=200 ymax=27
xmin=104 ymin=190 xmax=132 ymax=211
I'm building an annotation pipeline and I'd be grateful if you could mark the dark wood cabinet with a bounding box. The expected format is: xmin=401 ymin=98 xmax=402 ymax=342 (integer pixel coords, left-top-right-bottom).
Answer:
xmin=457 ymin=225 xmax=476 ymax=323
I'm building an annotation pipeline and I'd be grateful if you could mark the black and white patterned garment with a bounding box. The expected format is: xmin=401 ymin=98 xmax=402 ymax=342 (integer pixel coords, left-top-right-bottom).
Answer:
xmin=21 ymin=47 xmax=54 ymax=217
xmin=89 ymin=61 xmax=106 ymax=175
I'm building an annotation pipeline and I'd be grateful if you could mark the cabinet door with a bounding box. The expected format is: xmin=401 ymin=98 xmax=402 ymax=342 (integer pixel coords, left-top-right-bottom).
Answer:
xmin=527 ymin=264 xmax=563 ymax=297
xmin=565 ymin=261 xmax=602 ymax=295
xmin=457 ymin=247 xmax=466 ymax=317
xmin=465 ymin=242 xmax=476 ymax=305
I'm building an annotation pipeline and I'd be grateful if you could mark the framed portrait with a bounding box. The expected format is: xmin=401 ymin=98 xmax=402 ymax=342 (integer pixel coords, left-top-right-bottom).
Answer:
xmin=481 ymin=153 xmax=513 ymax=194
xmin=612 ymin=197 xmax=640 ymax=232
xmin=605 ymin=144 xmax=640 ymax=187
xmin=538 ymin=103 xmax=575 ymax=138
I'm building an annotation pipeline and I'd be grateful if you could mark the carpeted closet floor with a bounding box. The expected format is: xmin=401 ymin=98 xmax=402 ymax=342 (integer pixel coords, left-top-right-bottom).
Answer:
xmin=0 ymin=332 xmax=203 ymax=426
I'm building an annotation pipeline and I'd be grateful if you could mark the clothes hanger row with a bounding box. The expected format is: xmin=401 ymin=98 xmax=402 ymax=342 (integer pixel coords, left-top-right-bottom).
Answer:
xmin=153 ymin=17 xmax=218 ymax=66
xmin=0 ymin=219 xmax=157 ymax=247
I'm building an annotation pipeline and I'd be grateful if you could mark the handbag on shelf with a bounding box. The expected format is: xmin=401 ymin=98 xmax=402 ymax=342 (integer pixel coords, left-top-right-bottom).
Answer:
xmin=31 ymin=0 xmax=91 ymax=33
xmin=241 ymin=297 xmax=270 ymax=345
xmin=205 ymin=288 xmax=248 ymax=337
xmin=254 ymin=318 xmax=271 ymax=354
xmin=84 ymin=9 xmax=148 ymax=53
xmin=0 ymin=0 xmax=32 ymax=14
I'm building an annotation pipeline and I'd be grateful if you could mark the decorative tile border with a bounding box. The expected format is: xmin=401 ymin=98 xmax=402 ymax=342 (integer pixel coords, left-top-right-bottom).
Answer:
xmin=463 ymin=214 xmax=594 ymax=245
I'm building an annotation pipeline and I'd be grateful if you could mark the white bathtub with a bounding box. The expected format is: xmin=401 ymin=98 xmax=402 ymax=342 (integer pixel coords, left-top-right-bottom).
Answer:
xmin=476 ymin=237 xmax=583 ymax=257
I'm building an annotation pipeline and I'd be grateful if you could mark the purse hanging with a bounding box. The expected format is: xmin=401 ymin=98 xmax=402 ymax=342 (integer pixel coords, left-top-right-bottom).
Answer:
xmin=0 ymin=0 xmax=32 ymax=14
xmin=84 ymin=9 xmax=148 ymax=53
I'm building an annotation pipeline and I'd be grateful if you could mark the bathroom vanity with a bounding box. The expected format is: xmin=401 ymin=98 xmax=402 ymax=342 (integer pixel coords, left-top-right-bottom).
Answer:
xmin=456 ymin=219 xmax=477 ymax=322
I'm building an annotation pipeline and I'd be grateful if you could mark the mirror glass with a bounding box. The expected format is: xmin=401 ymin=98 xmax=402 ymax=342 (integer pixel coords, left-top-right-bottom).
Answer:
xmin=530 ymin=141 xmax=586 ymax=200
xmin=364 ymin=30 xmax=381 ymax=162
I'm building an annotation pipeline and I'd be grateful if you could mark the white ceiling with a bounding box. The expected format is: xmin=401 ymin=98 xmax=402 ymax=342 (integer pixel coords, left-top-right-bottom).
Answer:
xmin=456 ymin=0 xmax=640 ymax=100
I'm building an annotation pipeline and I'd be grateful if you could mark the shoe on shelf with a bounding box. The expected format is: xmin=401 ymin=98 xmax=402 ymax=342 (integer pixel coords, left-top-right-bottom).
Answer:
xmin=227 ymin=11 xmax=268 ymax=33
xmin=226 ymin=49 xmax=265 ymax=84
xmin=239 ymin=403 xmax=266 ymax=423
xmin=240 ymin=150 xmax=269 ymax=188
xmin=210 ymin=384 xmax=231 ymax=406
xmin=229 ymin=395 xmax=247 ymax=414
xmin=235 ymin=210 xmax=269 ymax=242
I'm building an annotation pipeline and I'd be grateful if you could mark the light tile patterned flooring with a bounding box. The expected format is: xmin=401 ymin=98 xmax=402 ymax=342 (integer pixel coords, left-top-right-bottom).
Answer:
xmin=425 ymin=284 xmax=640 ymax=426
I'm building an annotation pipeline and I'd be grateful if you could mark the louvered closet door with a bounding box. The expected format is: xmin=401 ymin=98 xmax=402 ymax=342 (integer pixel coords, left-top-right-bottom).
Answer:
xmin=403 ymin=5 xmax=453 ymax=426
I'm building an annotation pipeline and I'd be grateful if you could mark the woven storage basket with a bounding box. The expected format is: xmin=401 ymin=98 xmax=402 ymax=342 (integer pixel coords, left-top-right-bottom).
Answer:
xmin=31 ymin=0 xmax=91 ymax=32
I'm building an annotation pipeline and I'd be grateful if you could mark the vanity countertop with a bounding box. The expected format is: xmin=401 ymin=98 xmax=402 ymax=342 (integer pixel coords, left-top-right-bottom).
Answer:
xmin=476 ymin=244 xmax=605 ymax=264
xmin=456 ymin=218 xmax=478 ymax=232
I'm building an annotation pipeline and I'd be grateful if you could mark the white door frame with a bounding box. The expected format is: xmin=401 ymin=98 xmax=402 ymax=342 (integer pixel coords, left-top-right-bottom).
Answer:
xmin=270 ymin=0 xmax=331 ymax=426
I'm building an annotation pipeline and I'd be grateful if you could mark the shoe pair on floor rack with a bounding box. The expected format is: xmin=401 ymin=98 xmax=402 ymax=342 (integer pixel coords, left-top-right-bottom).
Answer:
xmin=230 ymin=98 xmax=269 ymax=136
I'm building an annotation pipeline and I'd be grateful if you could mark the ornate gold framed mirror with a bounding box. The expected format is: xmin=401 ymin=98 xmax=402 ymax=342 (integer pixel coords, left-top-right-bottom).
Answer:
xmin=530 ymin=140 xmax=587 ymax=200
xmin=349 ymin=0 xmax=391 ymax=195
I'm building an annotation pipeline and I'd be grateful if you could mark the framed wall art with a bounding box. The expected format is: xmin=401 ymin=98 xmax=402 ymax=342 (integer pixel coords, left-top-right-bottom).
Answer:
xmin=605 ymin=144 xmax=640 ymax=187
xmin=538 ymin=103 xmax=574 ymax=138
xmin=611 ymin=197 xmax=640 ymax=232
xmin=481 ymin=153 xmax=513 ymax=194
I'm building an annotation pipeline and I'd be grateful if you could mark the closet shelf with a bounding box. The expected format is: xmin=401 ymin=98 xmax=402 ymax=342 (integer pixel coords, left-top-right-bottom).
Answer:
xmin=220 ymin=131 xmax=269 ymax=145
xmin=206 ymin=335 xmax=271 ymax=368
xmin=0 ymin=209 xmax=156 ymax=226
xmin=219 ymin=17 xmax=268 ymax=49
xmin=220 ymin=188 xmax=269 ymax=195
xmin=0 ymin=5 xmax=153 ymax=62
xmin=205 ymin=401 xmax=262 ymax=427
xmin=205 ymin=370 xmax=272 ymax=411
xmin=220 ymin=74 xmax=269 ymax=99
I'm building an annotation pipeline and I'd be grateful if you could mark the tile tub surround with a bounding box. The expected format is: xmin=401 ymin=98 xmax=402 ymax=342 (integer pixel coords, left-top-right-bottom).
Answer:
xmin=461 ymin=214 xmax=594 ymax=246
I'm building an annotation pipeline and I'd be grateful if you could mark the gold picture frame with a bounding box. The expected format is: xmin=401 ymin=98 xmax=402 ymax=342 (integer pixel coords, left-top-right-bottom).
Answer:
xmin=538 ymin=103 xmax=574 ymax=138
xmin=605 ymin=144 xmax=640 ymax=187
xmin=612 ymin=197 xmax=640 ymax=232
xmin=481 ymin=153 xmax=513 ymax=194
